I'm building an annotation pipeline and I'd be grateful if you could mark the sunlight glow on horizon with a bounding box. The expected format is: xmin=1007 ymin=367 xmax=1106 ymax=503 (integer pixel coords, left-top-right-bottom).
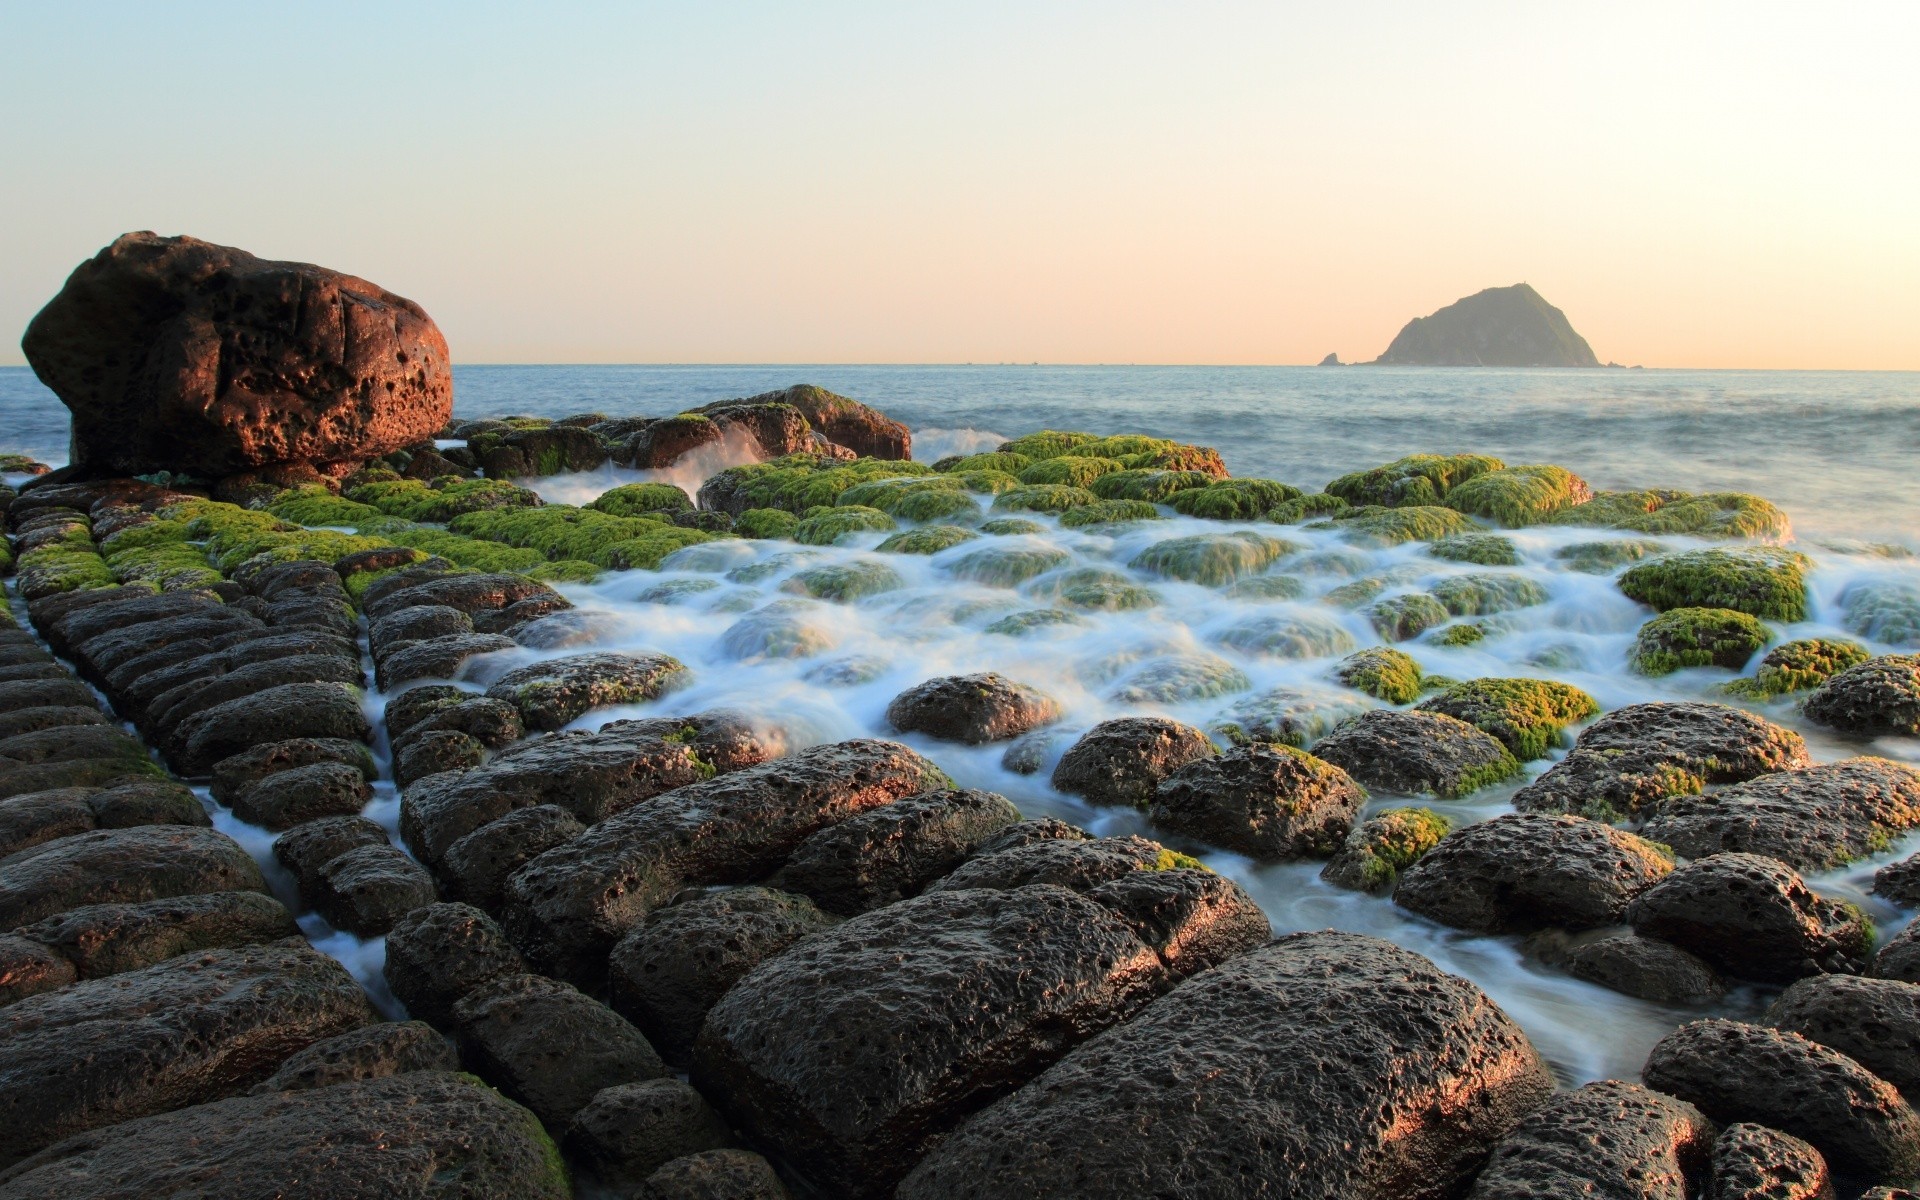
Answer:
xmin=2 ymin=2 xmax=1915 ymax=370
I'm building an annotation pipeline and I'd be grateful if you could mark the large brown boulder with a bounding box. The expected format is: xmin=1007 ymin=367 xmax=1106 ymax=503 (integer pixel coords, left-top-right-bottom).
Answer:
xmin=22 ymin=232 xmax=451 ymax=477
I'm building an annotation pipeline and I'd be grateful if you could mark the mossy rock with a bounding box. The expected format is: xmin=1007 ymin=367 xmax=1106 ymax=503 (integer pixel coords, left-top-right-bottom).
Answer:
xmin=1321 ymin=807 xmax=1453 ymax=893
xmin=1025 ymin=567 xmax=1131 ymax=602
xmin=1214 ymin=612 xmax=1356 ymax=660
xmin=1109 ymin=654 xmax=1252 ymax=703
xmin=104 ymin=542 xmax=223 ymax=590
xmin=1315 ymin=504 xmax=1478 ymax=546
xmin=734 ymin=508 xmax=801 ymax=540
xmin=1223 ymin=574 xmax=1308 ymax=601
xmin=950 ymin=470 xmax=1022 ymax=496
xmin=1723 ymin=638 xmax=1872 ymax=699
xmin=1415 ymin=677 xmax=1600 ymax=760
xmin=1428 ymin=533 xmax=1520 ymax=567
xmin=1088 ymin=469 xmax=1214 ymax=503
xmin=991 ymin=485 xmax=1099 ymax=514
xmin=0 ymin=453 xmax=51 ymax=474
xmin=700 ymin=455 xmax=936 ymax=515
xmin=943 ymin=544 xmax=1073 ymax=587
xmin=382 ymin=528 xmax=548 ymax=573
xmin=346 ymin=477 xmax=542 ymax=522
xmin=997 ymin=431 xmax=1098 ymax=460
xmin=1324 ymin=453 xmax=1506 ymax=508
xmin=1058 ymin=580 xmax=1160 ymax=611
xmin=835 ymin=476 xmax=974 ymax=519
xmin=1554 ymin=539 xmax=1667 ymax=574
xmin=781 ymin=559 xmax=906 ymax=602
xmin=1432 ymin=623 xmax=1489 ymax=647
xmin=1335 ymin=647 xmax=1423 ymax=705
xmin=1840 ymin=580 xmax=1920 ymax=647
xmin=1016 ymin=456 xmax=1125 ymax=488
xmin=1430 ymin=573 xmax=1549 ymax=617
xmin=1321 ymin=577 xmax=1388 ymax=609
xmin=587 ymin=483 xmax=694 ymax=517
xmin=530 ymin=559 xmax=603 ymax=583
xmin=1215 ymin=686 xmax=1373 ymax=748
xmin=1265 ymin=493 xmax=1350 ymax=524
xmin=1058 ymin=500 xmax=1166 ymax=529
xmin=267 ymin=486 xmax=386 ymax=528
xmin=1443 ymin=464 xmax=1592 ymax=527
xmin=876 ymin=525 xmax=979 ymax=554
xmin=985 ymin=608 xmax=1089 ymax=636
xmin=1118 ymin=443 xmax=1228 ymax=476
xmin=598 ymin=527 xmax=726 ymax=570
xmin=14 ymin=544 xmax=121 ymax=599
xmin=1070 ymin=434 xmax=1177 ymax=461
xmin=939 ymin=451 xmax=1032 ymax=475
xmin=1167 ymin=478 xmax=1303 ymax=521
xmin=1369 ymin=593 xmax=1449 ymax=641
xmin=1618 ymin=547 xmax=1811 ymax=621
xmin=638 ymin=577 xmax=722 ymax=604
xmin=1632 ymin=607 xmax=1771 ymax=675
xmin=447 ymin=505 xmax=714 ymax=567
xmin=1129 ymin=531 xmax=1294 ymax=586
xmin=1552 ymin=490 xmax=1792 ymax=540
xmin=793 ymin=506 xmax=896 ymax=545
xmin=978 ymin=517 xmax=1045 ymax=536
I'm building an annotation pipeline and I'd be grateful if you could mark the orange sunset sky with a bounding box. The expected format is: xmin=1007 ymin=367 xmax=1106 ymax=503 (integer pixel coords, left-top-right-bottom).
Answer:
xmin=2 ymin=3 xmax=1915 ymax=369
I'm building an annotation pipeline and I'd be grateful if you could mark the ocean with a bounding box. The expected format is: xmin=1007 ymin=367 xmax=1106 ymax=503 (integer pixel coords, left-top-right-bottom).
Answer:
xmin=4 ymin=362 xmax=1919 ymax=1086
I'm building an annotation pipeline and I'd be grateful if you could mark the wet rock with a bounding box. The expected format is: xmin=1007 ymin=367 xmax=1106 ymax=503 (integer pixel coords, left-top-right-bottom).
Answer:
xmin=370 ymin=603 xmax=473 ymax=654
xmin=1514 ymin=702 xmax=1811 ymax=821
xmin=1643 ymin=1018 xmax=1920 ymax=1181
xmin=1804 ymin=655 xmax=1920 ymax=737
xmin=1562 ymin=933 xmax=1727 ymax=1005
xmin=452 ymin=971 xmax=666 ymax=1128
xmin=884 ymin=672 xmax=1060 ymax=744
xmin=400 ymin=711 xmax=780 ymax=866
xmin=44 ymin=589 xmax=229 ymax=657
xmin=363 ymin=572 xmax=563 ymax=621
xmin=691 ymin=883 xmax=1222 ymax=1197
xmin=0 ymin=778 xmax=208 ymax=860
xmin=971 ymin=817 xmax=1090 ymax=856
xmin=0 ymin=706 xmax=108 ymax=741
xmin=608 ymin=887 xmax=841 ymax=1067
xmin=272 ymin=815 xmax=389 ymax=894
xmin=1878 ymin=923 xmax=1920 ymax=984
xmin=0 ymin=939 xmax=376 ymax=1167
xmin=0 ymin=678 xmax=98 ymax=715
xmin=566 ymin=1078 xmax=735 ymax=1191
xmin=253 ymin=1019 xmax=457 ymax=1093
xmin=121 ymin=631 xmax=357 ymax=716
xmin=376 ymin=632 xmax=518 ymax=689
xmin=472 ymin=423 xmax=608 ymax=477
xmin=711 ymin=384 xmax=911 ymax=460
xmin=172 ymin=682 xmax=370 ymax=775
xmin=1766 ymin=974 xmax=1920 ymax=1101
xmin=637 ymin=1149 xmax=793 ymax=1200
xmin=12 ymin=890 xmax=297 ymax=978
xmin=1314 ymin=708 xmax=1522 ymax=798
xmin=1415 ymin=676 xmax=1600 ymax=760
xmin=1465 ymin=1078 xmax=1712 ymax=1200
xmin=897 ymin=931 xmax=1555 ymax=1200
xmin=383 ymin=902 xmax=528 ymax=1025
xmin=441 ymin=805 xmax=585 ymax=909
xmin=308 ymin=843 xmax=437 ymax=936
xmin=21 ymin=232 xmax=450 ymax=476
xmin=1627 ymin=853 xmax=1871 ymax=983
xmin=485 ymin=651 xmax=691 ymax=730
xmin=393 ymin=728 xmax=486 ymax=788
xmin=0 ymin=825 xmax=265 ymax=929
xmin=475 ymin=593 xmax=575 ymax=636
xmin=1707 ymin=1122 xmax=1834 ymax=1200
xmin=382 ymin=684 xmax=470 ymax=741
xmin=1050 ymin=717 xmax=1216 ymax=808
xmin=930 ymin=833 xmax=1187 ymax=894
xmin=0 ymin=1070 xmax=568 ymax=1199
xmin=1643 ymin=758 xmax=1920 ymax=873
xmin=1320 ymin=806 xmax=1452 ymax=894
xmin=1395 ymin=813 xmax=1674 ymax=933
xmin=1149 ymin=744 xmax=1364 ymax=860
xmin=501 ymin=739 xmax=947 ymax=984
xmin=1084 ymin=868 xmax=1271 ymax=973
xmin=0 ymin=935 xmax=75 ymax=1007
xmin=772 ymin=789 xmax=1023 ymax=914
xmin=227 ymin=760 xmax=373 ymax=830
xmin=1877 ymin=854 xmax=1920 ymax=906
xmin=206 ymin=737 xmax=374 ymax=805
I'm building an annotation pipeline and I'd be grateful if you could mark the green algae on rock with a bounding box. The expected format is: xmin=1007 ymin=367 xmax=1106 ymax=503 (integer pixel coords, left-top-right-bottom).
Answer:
xmin=1723 ymin=638 xmax=1872 ymax=699
xmin=996 ymin=431 xmax=1098 ymax=459
xmin=1840 ymin=580 xmax=1920 ymax=647
xmin=1416 ymin=677 xmax=1600 ymax=760
xmin=1264 ymin=493 xmax=1350 ymax=524
xmin=347 ymin=476 xmax=542 ymax=523
xmin=1632 ymin=608 xmax=1771 ymax=675
xmin=1058 ymin=580 xmax=1160 ymax=611
xmin=984 ymin=608 xmax=1089 ymax=636
xmin=876 ymin=525 xmax=979 ymax=555
xmin=1109 ymin=653 xmax=1252 ymax=703
xmin=1057 ymin=499 xmax=1165 ymax=529
xmin=1213 ymin=613 xmax=1356 ymax=661
xmin=1129 ymin=531 xmax=1294 ymax=586
xmin=1618 ymin=547 xmax=1811 ymax=621
xmin=1313 ymin=504 xmax=1478 ymax=547
xmin=1552 ymin=489 xmax=1791 ymax=540
xmin=794 ymin=506 xmax=896 ymax=546
xmin=1428 ymin=533 xmax=1520 ymax=566
xmin=1223 ymin=574 xmax=1308 ymax=601
xmin=1430 ymin=573 xmax=1550 ymax=617
xmin=936 ymin=451 xmax=1032 ymax=475
xmin=1443 ymin=464 xmax=1592 ymax=527
xmin=698 ymin=454 xmax=935 ymax=515
xmin=1087 ymin=469 xmax=1214 ymax=504
xmin=1014 ymin=456 xmax=1125 ymax=488
xmin=1368 ymin=593 xmax=1448 ymax=642
xmin=781 ymin=560 xmax=907 ymax=602
xmin=1320 ymin=807 xmax=1453 ymax=893
xmin=990 ymin=485 xmax=1099 ymax=514
xmin=943 ymin=543 xmax=1073 ymax=587
xmin=1334 ymin=647 xmax=1424 ymax=705
xmin=1324 ymin=453 xmax=1505 ymax=509
xmin=1553 ymin=539 xmax=1667 ymax=574
xmin=1168 ymin=478 xmax=1303 ymax=520
xmin=733 ymin=508 xmax=801 ymax=540
xmin=587 ymin=483 xmax=694 ymax=517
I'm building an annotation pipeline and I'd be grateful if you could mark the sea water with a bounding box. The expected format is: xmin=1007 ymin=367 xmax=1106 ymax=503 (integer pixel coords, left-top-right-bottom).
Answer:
xmin=4 ymin=363 xmax=1918 ymax=1085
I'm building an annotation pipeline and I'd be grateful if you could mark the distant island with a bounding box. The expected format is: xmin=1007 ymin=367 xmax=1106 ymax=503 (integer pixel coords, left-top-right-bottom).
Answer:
xmin=1369 ymin=282 xmax=1601 ymax=367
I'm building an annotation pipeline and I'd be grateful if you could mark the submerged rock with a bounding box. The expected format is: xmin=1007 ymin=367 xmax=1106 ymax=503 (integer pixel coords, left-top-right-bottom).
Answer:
xmin=1395 ymin=814 xmax=1673 ymax=933
xmin=897 ymin=930 xmax=1554 ymax=1200
xmin=484 ymin=651 xmax=691 ymax=731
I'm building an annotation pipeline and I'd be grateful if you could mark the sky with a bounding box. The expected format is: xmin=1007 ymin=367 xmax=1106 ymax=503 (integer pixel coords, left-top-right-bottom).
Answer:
xmin=2 ymin=2 xmax=1916 ymax=369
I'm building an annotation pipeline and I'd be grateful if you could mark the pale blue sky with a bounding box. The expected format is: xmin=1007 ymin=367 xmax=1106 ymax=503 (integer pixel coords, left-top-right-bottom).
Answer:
xmin=3 ymin=2 xmax=1915 ymax=367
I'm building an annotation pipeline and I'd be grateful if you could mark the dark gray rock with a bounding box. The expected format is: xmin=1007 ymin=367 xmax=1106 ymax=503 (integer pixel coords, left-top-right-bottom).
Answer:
xmin=1766 ymin=974 xmax=1920 ymax=1101
xmin=1879 ymin=922 xmax=1920 ymax=984
xmin=929 ymin=834 xmax=1181 ymax=895
xmin=636 ymin=1149 xmax=792 ymax=1200
xmin=381 ymin=684 xmax=470 ymax=741
xmin=1804 ymin=655 xmax=1920 ymax=737
xmin=207 ymin=737 xmax=374 ymax=806
xmin=1562 ymin=933 xmax=1726 ymax=1005
xmin=897 ymin=931 xmax=1556 ymax=1200
xmin=1643 ymin=1018 xmax=1920 ymax=1181
xmin=1149 ymin=744 xmax=1363 ymax=859
xmin=884 ymin=673 xmax=1060 ymax=744
xmin=565 ymin=1078 xmax=735 ymax=1191
xmin=441 ymin=805 xmax=585 ymax=909
xmin=1627 ymin=853 xmax=1871 ymax=983
xmin=0 ymin=825 xmax=264 ymax=929
xmin=307 ymin=843 xmax=436 ymax=936
xmin=484 ymin=651 xmax=691 ymax=731
xmin=608 ymin=887 xmax=840 ymax=1067
xmin=272 ymin=815 xmax=388 ymax=894
xmin=1083 ymin=868 xmax=1271 ymax=974
xmin=11 ymin=890 xmax=296 ymax=978
xmin=1465 ymin=1079 xmax=1712 ymax=1200
xmin=970 ymin=817 xmax=1090 ymax=857
xmin=172 ymin=682 xmax=370 ymax=775
xmin=376 ymin=632 xmax=518 ymax=689
xmin=452 ymin=971 xmax=666 ymax=1128
xmin=0 ymin=939 xmax=376 ymax=1168
xmin=394 ymin=729 xmax=486 ymax=788
xmin=0 ymin=934 xmax=74 ymax=1007
xmin=1313 ymin=709 xmax=1520 ymax=798
xmin=252 ymin=1020 xmax=457 ymax=1093
xmin=0 ymin=778 xmax=207 ymax=861
xmin=0 ymin=706 xmax=107 ymax=741
xmin=370 ymin=604 xmax=473 ymax=656
xmin=773 ymin=788 xmax=1022 ymax=914
xmin=1642 ymin=757 xmax=1920 ymax=873
xmin=1513 ymin=702 xmax=1811 ymax=821
xmin=1050 ymin=716 xmax=1216 ymax=808
xmin=227 ymin=760 xmax=373 ymax=830
xmin=362 ymin=572 xmax=562 ymax=621
xmin=391 ymin=695 xmax=524 ymax=754
xmin=383 ymin=902 xmax=528 ymax=1026
xmin=1394 ymin=813 xmax=1674 ymax=933
xmin=1707 ymin=1122 xmax=1834 ymax=1200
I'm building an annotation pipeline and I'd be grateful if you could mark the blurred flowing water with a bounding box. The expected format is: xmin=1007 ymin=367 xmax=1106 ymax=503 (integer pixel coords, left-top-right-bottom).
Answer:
xmin=4 ymin=363 xmax=1919 ymax=1084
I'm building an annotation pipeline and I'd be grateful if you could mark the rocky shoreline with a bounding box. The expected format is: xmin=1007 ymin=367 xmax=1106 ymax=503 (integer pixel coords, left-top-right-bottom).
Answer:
xmin=4 ymin=234 xmax=1920 ymax=1198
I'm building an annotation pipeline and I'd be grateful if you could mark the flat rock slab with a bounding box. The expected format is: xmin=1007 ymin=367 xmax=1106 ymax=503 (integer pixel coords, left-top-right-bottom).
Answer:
xmin=0 ymin=825 xmax=265 ymax=930
xmin=0 ymin=939 xmax=376 ymax=1167
xmin=0 ymin=1070 xmax=565 ymax=1199
xmin=898 ymin=931 xmax=1554 ymax=1200
xmin=251 ymin=1020 xmax=457 ymax=1093
xmin=772 ymin=788 xmax=1022 ymax=915
xmin=171 ymin=682 xmax=370 ymax=776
